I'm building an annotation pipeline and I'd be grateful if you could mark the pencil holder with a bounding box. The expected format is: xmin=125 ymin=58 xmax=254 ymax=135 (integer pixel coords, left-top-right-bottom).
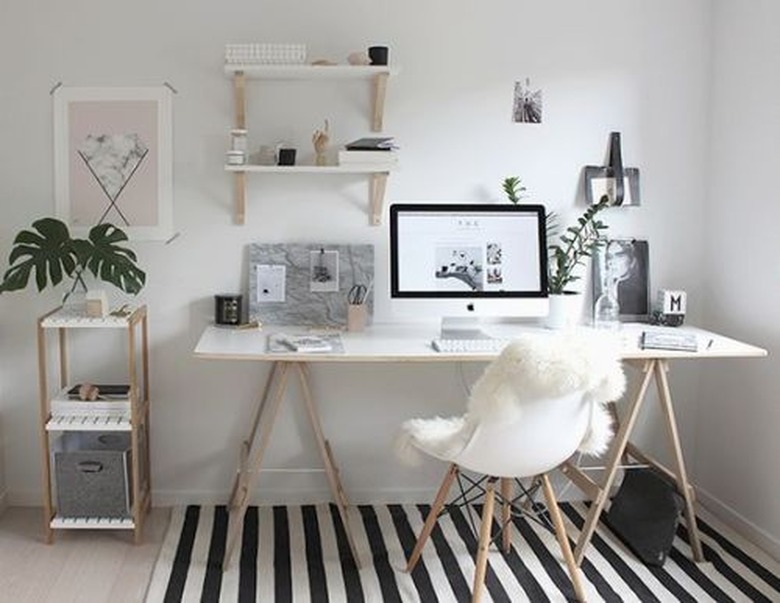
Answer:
xmin=347 ymin=304 xmax=367 ymax=332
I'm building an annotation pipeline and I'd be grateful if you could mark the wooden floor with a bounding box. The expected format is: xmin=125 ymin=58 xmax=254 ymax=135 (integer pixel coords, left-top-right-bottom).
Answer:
xmin=0 ymin=507 xmax=170 ymax=603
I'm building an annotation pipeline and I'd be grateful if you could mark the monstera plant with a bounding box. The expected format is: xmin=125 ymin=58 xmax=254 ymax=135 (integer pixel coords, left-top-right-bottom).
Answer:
xmin=0 ymin=217 xmax=145 ymax=301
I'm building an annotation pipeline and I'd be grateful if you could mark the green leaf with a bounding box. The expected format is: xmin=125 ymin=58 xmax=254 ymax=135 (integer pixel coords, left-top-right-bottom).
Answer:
xmin=0 ymin=218 xmax=79 ymax=293
xmin=84 ymin=224 xmax=146 ymax=295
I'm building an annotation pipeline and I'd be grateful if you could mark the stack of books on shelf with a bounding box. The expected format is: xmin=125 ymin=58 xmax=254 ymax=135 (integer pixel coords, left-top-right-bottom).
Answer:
xmin=338 ymin=137 xmax=399 ymax=168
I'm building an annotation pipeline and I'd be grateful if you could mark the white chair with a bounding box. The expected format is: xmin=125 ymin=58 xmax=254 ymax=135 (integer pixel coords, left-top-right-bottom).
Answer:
xmin=397 ymin=331 xmax=626 ymax=603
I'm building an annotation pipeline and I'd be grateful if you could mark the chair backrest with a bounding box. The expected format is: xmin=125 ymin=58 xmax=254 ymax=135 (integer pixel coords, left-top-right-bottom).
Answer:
xmin=450 ymin=331 xmax=625 ymax=478
xmin=452 ymin=390 xmax=592 ymax=477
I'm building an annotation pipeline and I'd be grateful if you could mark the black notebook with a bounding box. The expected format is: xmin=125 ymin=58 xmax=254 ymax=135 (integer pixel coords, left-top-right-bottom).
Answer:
xmin=344 ymin=137 xmax=396 ymax=151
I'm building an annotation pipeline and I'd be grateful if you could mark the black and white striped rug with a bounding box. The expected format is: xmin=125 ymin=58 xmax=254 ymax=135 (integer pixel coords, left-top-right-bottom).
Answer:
xmin=146 ymin=503 xmax=780 ymax=602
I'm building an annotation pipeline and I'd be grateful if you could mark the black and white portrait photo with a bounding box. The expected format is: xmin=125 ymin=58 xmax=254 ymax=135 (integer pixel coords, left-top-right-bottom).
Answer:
xmin=593 ymin=239 xmax=650 ymax=319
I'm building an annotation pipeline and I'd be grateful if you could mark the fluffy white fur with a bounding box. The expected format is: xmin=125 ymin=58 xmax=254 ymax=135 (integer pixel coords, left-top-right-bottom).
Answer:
xmin=395 ymin=330 xmax=626 ymax=464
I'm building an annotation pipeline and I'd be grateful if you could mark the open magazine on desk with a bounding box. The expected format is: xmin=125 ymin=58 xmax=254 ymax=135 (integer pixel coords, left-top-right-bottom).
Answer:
xmin=266 ymin=332 xmax=345 ymax=354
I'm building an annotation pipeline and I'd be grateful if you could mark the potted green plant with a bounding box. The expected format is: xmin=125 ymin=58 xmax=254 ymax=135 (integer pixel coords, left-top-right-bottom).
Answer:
xmin=503 ymin=176 xmax=611 ymax=327
xmin=0 ymin=217 xmax=145 ymax=305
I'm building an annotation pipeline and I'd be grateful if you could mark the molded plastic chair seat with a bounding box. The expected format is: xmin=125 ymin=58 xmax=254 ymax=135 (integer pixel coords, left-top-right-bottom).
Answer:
xmin=397 ymin=330 xmax=626 ymax=603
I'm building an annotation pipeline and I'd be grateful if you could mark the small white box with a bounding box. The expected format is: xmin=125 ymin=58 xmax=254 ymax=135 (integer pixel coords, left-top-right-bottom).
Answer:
xmin=657 ymin=290 xmax=687 ymax=315
xmin=86 ymin=290 xmax=108 ymax=318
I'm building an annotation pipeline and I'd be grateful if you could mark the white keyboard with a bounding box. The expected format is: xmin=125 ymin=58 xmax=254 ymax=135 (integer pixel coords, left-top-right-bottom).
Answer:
xmin=431 ymin=338 xmax=513 ymax=354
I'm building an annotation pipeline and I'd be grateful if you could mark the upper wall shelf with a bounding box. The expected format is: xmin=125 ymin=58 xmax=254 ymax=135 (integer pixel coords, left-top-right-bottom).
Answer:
xmin=225 ymin=63 xmax=399 ymax=225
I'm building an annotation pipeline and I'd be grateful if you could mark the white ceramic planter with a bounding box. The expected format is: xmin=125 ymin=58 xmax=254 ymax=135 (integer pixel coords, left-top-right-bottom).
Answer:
xmin=545 ymin=293 xmax=583 ymax=329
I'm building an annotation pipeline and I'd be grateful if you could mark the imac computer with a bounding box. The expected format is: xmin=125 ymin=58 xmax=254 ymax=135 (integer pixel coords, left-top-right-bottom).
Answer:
xmin=389 ymin=203 xmax=549 ymax=338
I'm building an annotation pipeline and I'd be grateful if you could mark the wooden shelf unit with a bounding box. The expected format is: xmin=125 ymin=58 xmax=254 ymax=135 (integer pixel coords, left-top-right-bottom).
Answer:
xmin=226 ymin=63 xmax=398 ymax=225
xmin=36 ymin=305 xmax=151 ymax=543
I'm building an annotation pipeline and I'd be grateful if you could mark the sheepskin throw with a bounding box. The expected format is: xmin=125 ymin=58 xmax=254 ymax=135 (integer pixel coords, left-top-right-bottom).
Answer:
xmin=396 ymin=330 xmax=626 ymax=464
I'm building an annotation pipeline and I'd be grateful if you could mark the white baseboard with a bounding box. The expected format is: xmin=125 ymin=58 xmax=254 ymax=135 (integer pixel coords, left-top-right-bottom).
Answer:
xmin=697 ymin=486 xmax=780 ymax=561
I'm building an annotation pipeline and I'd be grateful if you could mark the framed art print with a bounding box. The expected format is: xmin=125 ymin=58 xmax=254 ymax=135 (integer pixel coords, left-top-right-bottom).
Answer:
xmin=53 ymin=86 xmax=173 ymax=240
xmin=592 ymin=238 xmax=650 ymax=320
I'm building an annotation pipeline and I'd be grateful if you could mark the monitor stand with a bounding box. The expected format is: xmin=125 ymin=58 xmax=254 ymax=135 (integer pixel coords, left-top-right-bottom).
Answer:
xmin=440 ymin=317 xmax=491 ymax=340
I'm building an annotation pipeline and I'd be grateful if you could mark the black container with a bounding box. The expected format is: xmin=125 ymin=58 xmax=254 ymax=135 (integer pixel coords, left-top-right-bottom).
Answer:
xmin=215 ymin=294 xmax=242 ymax=325
xmin=277 ymin=148 xmax=297 ymax=166
xmin=368 ymin=46 xmax=389 ymax=66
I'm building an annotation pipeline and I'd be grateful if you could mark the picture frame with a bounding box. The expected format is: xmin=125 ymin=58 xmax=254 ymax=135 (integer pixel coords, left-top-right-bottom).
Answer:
xmin=53 ymin=86 xmax=173 ymax=240
xmin=592 ymin=238 xmax=650 ymax=320
xmin=584 ymin=165 xmax=641 ymax=207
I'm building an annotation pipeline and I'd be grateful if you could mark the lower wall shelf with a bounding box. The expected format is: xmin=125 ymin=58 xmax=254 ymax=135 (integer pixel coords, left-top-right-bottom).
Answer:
xmin=225 ymin=165 xmax=391 ymax=226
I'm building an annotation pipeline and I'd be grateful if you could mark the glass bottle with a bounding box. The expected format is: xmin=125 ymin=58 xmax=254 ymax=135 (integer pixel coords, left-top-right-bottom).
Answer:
xmin=594 ymin=280 xmax=620 ymax=330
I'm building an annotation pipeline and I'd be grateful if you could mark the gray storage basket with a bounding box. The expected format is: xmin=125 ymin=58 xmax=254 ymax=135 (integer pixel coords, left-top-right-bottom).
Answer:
xmin=55 ymin=432 xmax=132 ymax=518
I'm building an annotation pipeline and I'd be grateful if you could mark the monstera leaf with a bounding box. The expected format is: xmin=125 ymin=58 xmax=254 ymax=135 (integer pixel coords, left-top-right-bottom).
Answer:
xmin=0 ymin=218 xmax=79 ymax=293
xmin=81 ymin=223 xmax=146 ymax=295
xmin=0 ymin=218 xmax=145 ymax=296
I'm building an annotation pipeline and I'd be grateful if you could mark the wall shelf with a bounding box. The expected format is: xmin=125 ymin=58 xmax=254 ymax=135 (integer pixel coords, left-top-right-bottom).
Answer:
xmin=226 ymin=63 xmax=397 ymax=226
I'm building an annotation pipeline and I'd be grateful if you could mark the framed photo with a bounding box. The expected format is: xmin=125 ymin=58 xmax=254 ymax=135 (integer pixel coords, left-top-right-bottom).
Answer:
xmin=592 ymin=238 xmax=650 ymax=320
xmin=53 ymin=86 xmax=173 ymax=240
xmin=584 ymin=166 xmax=641 ymax=207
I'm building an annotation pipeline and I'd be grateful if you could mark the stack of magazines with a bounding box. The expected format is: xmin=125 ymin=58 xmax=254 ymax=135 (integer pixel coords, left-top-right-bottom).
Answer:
xmin=338 ymin=137 xmax=399 ymax=167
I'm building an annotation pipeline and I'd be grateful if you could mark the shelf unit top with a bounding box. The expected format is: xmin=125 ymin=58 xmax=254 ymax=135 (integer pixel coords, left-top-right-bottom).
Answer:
xmin=40 ymin=305 xmax=145 ymax=329
xmin=224 ymin=64 xmax=399 ymax=79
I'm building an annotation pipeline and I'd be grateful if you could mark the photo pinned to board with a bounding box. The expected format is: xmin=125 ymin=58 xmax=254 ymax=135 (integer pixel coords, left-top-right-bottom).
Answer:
xmin=309 ymin=249 xmax=340 ymax=292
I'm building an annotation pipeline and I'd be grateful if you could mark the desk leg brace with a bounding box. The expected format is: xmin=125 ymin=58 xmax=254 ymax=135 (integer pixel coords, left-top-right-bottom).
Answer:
xmin=654 ymin=360 xmax=704 ymax=561
xmin=572 ymin=359 xmax=704 ymax=566
xmin=573 ymin=360 xmax=655 ymax=566
xmin=223 ymin=361 xmax=360 ymax=570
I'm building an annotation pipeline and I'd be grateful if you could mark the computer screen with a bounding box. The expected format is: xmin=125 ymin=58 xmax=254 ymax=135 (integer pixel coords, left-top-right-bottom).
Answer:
xmin=389 ymin=203 xmax=549 ymax=327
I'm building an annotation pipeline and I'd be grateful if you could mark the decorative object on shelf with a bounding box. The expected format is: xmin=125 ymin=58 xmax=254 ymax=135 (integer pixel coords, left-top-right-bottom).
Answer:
xmin=311 ymin=59 xmax=338 ymax=66
xmin=347 ymin=51 xmax=370 ymax=66
xmin=53 ymin=86 xmax=173 ymax=241
xmin=277 ymin=147 xmax=297 ymax=166
xmin=592 ymin=238 xmax=650 ymax=321
xmin=230 ymin=128 xmax=248 ymax=152
xmin=512 ymin=77 xmax=542 ymax=124
xmin=650 ymin=289 xmax=687 ymax=327
xmin=368 ymin=45 xmax=389 ymax=66
xmin=225 ymin=43 xmax=307 ymax=65
xmin=86 ymin=289 xmax=109 ymax=318
xmin=584 ymin=132 xmax=641 ymax=207
xmin=0 ymin=217 xmax=146 ymax=303
xmin=312 ymin=120 xmax=330 ymax=166
xmin=226 ymin=150 xmax=246 ymax=166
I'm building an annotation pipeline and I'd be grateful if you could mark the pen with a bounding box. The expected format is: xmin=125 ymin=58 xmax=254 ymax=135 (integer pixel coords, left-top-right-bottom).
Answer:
xmin=706 ymin=338 xmax=713 ymax=350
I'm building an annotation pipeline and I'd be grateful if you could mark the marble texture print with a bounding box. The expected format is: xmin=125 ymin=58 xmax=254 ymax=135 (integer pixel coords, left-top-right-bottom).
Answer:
xmin=78 ymin=133 xmax=149 ymax=224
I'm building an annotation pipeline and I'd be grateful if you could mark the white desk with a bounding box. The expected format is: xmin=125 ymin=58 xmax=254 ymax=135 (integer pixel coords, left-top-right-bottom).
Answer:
xmin=194 ymin=322 xmax=766 ymax=568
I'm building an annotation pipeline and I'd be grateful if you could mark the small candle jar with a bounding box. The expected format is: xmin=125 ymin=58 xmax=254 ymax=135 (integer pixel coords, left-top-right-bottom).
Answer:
xmin=230 ymin=129 xmax=248 ymax=152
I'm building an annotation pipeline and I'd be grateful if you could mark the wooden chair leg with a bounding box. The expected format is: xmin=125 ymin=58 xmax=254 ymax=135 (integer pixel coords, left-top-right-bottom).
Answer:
xmin=406 ymin=464 xmax=459 ymax=572
xmin=500 ymin=477 xmax=512 ymax=553
xmin=541 ymin=474 xmax=586 ymax=603
xmin=472 ymin=477 xmax=497 ymax=603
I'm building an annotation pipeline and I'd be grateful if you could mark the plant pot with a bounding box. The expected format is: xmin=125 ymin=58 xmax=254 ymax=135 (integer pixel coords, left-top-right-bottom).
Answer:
xmin=545 ymin=292 xmax=583 ymax=329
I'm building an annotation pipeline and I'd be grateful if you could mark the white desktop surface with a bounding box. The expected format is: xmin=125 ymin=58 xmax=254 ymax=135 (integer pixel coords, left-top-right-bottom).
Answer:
xmin=194 ymin=322 xmax=767 ymax=363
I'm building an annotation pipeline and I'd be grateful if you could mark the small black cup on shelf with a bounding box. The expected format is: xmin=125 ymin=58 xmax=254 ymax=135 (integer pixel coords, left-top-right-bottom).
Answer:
xmin=368 ymin=46 xmax=389 ymax=66
xmin=277 ymin=148 xmax=297 ymax=166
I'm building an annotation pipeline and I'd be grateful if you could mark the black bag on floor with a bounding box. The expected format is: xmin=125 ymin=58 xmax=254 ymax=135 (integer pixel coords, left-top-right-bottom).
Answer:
xmin=604 ymin=468 xmax=684 ymax=566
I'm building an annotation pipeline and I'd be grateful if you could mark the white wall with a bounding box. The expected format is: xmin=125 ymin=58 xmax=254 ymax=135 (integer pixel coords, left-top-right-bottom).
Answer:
xmin=699 ymin=0 xmax=780 ymax=559
xmin=0 ymin=1 xmax=717 ymax=511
